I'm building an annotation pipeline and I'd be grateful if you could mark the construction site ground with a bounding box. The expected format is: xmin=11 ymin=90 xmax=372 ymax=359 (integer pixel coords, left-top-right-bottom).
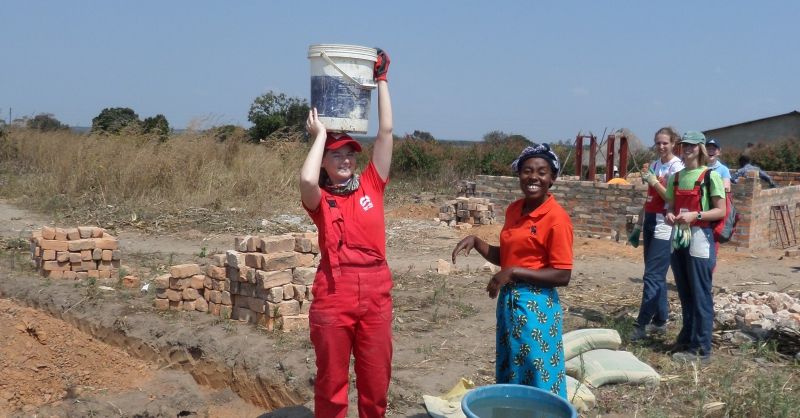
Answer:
xmin=0 ymin=198 xmax=798 ymax=417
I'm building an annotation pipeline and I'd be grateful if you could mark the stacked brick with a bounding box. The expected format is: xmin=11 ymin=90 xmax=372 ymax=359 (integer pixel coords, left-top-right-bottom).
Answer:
xmin=438 ymin=196 xmax=496 ymax=226
xmin=153 ymin=232 xmax=320 ymax=332
xmin=29 ymin=226 xmax=121 ymax=280
xmin=153 ymin=263 xmax=228 ymax=315
xmin=225 ymin=233 xmax=319 ymax=331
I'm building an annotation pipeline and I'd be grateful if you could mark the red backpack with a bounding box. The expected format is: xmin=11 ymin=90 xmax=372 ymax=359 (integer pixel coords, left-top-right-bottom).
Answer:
xmin=702 ymin=169 xmax=739 ymax=243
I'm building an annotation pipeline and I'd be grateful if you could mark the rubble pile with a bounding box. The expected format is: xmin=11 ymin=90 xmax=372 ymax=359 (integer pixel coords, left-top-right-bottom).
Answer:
xmin=714 ymin=291 xmax=800 ymax=353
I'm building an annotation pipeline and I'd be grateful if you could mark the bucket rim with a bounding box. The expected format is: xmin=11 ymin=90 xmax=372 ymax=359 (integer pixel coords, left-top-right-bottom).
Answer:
xmin=461 ymin=384 xmax=577 ymax=418
xmin=308 ymin=44 xmax=377 ymax=61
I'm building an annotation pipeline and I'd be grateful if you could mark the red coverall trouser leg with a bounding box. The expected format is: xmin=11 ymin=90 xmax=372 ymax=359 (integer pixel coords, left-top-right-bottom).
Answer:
xmin=310 ymin=264 xmax=393 ymax=418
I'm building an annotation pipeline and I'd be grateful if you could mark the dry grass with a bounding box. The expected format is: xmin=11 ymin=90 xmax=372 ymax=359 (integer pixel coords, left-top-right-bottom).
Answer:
xmin=0 ymin=129 xmax=313 ymax=226
xmin=0 ymin=130 xmax=460 ymax=232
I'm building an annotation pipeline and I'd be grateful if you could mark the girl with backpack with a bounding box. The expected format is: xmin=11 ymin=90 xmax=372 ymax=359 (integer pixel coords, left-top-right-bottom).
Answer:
xmin=630 ymin=127 xmax=684 ymax=341
xmin=664 ymin=131 xmax=726 ymax=364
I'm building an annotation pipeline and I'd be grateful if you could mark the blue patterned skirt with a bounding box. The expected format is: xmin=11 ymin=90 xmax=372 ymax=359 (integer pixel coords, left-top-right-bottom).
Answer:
xmin=496 ymin=283 xmax=567 ymax=399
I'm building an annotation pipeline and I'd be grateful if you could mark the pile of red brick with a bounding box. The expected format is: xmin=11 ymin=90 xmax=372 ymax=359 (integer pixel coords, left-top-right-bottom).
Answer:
xmin=154 ymin=232 xmax=319 ymax=332
xmin=29 ymin=226 xmax=121 ymax=280
xmin=438 ymin=196 xmax=496 ymax=227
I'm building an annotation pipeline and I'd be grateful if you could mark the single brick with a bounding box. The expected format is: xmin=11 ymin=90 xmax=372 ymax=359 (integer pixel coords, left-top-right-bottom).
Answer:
xmin=154 ymin=274 xmax=170 ymax=289
xmin=206 ymin=265 xmax=226 ymax=280
xmin=266 ymin=286 xmax=284 ymax=303
xmin=68 ymin=252 xmax=83 ymax=264
xmin=257 ymin=269 xmax=292 ymax=289
xmin=245 ymin=253 xmax=262 ymax=269
xmin=291 ymin=284 xmax=306 ymax=301
xmin=94 ymin=237 xmax=118 ymax=250
xmin=210 ymin=253 xmax=226 ymax=267
xmin=261 ymin=234 xmax=295 ymax=254
xmin=190 ymin=274 xmax=206 ymax=289
xmin=42 ymin=249 xmax=56 ymax=261
xmin=246 ymin=236 xmax=261 ymax=252
xmin=260 ymin=252 xmax=299 ymax=271
xmin=101 ymin=250 xmax=113 ymax=261
xmin=182 ymin=287 xmax=200 ymax=301
xmin=165 ymin=289 xmax=182 ymax=302
xmin=266 ymin=299 xmax=300 ymax=318
xmin=42 ymin=261 xmax=70 ymax=271
xmin=67 ymin=239 xmax=95 ymax=251
xmin=282 ymin=283 xmax=294 ymax=300
xmin=292 ymin=267 xmax=316 ymax=285
xmin=54 ymin=228 xmax=68 ymax=241
xmin=81 ymin=250 xmax=92 ymax=261
xmin=234 ymin=235 xmax=250 ymax=252
xmin=41 ymin=226 xmax=56 ymax=240
xmin=170 ymin=264 xmax=202 ymax=279
xmin=92 ymin=248 xmax=103 ymax=260
xmin=66 ymin=228 xmax=81 ymax=240
xmin=78 ymin=226 xmax=94 ymax=239
xmin=40 ymin=240 xmax=69 ymax=252
xmin=195 ymin=297 xmax=208 ymax=312
xmin=281 ymin=314 xmax=309 ymax=332
xmin=296 ymin=253 xmax=315 ymax=268
xmin=154 ymin=298 xmax=170 ymax=310
xmin=226 ymin=250 xmax=246 ymax=269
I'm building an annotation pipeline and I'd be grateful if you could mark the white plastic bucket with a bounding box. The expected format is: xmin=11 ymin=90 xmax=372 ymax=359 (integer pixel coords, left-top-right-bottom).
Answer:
xmin=308 ymin=44 xmax=377 ymax=134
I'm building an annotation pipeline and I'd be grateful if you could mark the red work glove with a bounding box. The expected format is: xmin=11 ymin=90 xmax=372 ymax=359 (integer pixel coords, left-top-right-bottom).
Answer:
xmin=374 ymin=48 xmax=390 ymax=82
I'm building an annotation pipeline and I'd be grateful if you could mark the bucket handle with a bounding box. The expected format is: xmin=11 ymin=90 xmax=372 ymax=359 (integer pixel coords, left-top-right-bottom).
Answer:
xmin=318 ymin=51 xmax=377 ymax=90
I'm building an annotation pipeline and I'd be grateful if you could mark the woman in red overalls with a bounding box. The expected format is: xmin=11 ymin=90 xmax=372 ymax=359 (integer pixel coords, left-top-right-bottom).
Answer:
xmin=299 ymin=49 xmax=393 ymax=418
xmin=664 ymin=131 xmax=726 ymax=364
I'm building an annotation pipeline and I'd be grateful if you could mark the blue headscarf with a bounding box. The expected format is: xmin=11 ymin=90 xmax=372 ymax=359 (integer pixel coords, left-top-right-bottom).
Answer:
xmin=510 ymin=143 xmax=561 ymax=179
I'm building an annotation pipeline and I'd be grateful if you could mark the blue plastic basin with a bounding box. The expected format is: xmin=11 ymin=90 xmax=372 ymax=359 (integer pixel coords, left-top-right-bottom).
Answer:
xmin=461 ymin=384 xmax=577 ymax=418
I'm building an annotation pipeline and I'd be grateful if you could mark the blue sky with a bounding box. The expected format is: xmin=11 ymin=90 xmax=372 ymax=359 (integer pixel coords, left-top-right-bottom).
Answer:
xmin=2 ymin=1 xmax=798 ymax=142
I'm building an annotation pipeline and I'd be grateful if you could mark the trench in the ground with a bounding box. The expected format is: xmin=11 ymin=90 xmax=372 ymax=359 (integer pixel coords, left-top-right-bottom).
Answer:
xmin=7 ymin=294 xmax=306 ymax=412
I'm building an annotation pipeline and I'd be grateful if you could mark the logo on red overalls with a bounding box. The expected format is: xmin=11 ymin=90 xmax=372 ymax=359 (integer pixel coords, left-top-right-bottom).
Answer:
xmin=359 ymin=195 xmax=374 ymax=211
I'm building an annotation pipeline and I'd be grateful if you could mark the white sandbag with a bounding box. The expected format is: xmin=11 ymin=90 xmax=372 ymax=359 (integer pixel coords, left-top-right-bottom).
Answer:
xmin=566 ymin=375 xmax=596 ymax=412
xmin=566 ymin=349 xmax=660 ymax=387
xmin=562 ymin=328 xmax=622 ymax=361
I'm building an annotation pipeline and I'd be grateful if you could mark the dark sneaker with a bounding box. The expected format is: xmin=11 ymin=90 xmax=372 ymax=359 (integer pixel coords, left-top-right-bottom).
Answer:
xmin=629 ymin=327 xmax=647 ymax=342
xmin=646 ymin=323 xmax=668 ymax=335
xmin=672 ymin=351 xmax=711 ymax=365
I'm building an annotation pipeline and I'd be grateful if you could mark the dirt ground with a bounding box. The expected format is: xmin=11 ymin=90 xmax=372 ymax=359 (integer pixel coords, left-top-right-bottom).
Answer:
xmin=1 ymin=198 xmax=799 ymax=417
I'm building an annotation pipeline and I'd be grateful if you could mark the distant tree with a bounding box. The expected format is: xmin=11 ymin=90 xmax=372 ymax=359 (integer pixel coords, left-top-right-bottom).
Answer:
xmin=410 ymin=130 xmax=435 ymax=141
xmin=27 ymin=113 xmax=69 ymax=131
xmin=141 ymin=114 xmax=170 ymax=141
xmin=483 ymin=130 xmax=531 ymax=146
xmin=92 ymin=107 xmax=141 ymax=135
xmin=211 ymin=124 xmax=248 ymax=142
xmin=247 ymin=91 xmax=309 ymax=141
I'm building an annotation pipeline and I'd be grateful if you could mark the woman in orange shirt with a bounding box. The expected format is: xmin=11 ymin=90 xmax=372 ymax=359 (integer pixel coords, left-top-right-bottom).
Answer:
xmin=452 ymin=144 xmax=573 ymax=399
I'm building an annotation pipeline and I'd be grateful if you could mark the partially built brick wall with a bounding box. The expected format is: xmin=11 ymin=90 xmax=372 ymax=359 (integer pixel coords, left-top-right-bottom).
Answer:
xmin=766 ymin=171 xmax=800 ymax=187
xmin=474 ymin=173 xmax=800 ymax=250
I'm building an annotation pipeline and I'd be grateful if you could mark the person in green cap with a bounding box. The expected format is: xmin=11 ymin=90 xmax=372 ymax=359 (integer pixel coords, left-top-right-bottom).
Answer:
xmin=664 ymin=131 xmax=726 ymax=364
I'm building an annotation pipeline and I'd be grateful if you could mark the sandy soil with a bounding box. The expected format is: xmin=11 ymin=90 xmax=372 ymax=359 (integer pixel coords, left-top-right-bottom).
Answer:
xmin=1 ymin=198 xmax=799 ymax=417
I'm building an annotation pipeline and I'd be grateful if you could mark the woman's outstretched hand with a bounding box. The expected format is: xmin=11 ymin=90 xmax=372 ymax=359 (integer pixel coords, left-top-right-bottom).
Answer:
xmin=451 ymin=235 xmax=478 ymax=264
xmin=306 ymin=108 xmax=326 ymax=138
